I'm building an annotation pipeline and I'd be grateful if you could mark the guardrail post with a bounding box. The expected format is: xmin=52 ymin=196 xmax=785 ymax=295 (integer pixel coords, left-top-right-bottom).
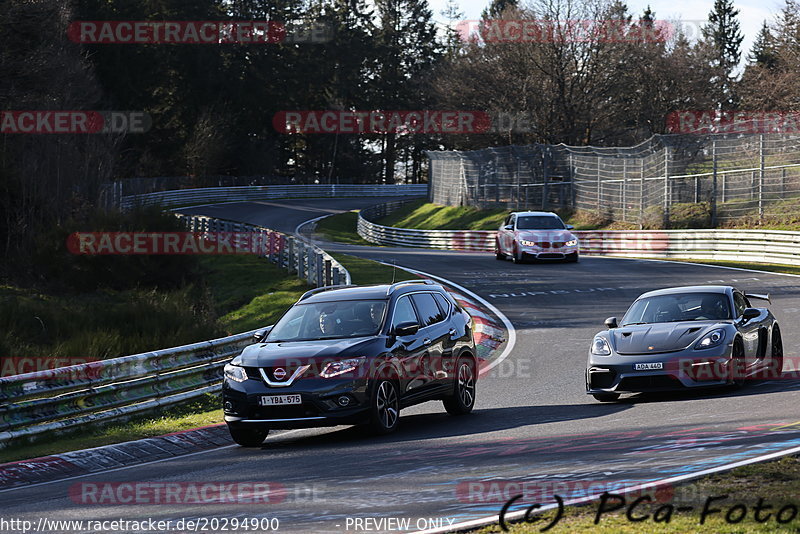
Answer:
xmin=316 ymin=255 xmax=324 ymax=287
xmin=324 ymin=260 xmax=332 ymax=286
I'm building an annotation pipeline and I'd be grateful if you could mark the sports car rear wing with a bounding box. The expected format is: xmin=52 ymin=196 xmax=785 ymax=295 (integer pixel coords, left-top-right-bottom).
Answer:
xmin=745 ymin=293 xmax=770 ymax=303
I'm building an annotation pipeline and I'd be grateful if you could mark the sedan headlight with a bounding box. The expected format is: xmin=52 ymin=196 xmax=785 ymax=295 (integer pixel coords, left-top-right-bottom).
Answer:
xmin=591 ymin=337 xmax=611 ymax=356
xmin=224 ymin=363 xmax=248 ymax=383
xmin=694 ymin=329 xmax=726 ymax=350
xmin=520 ymin=239 xmax=537 ymax=247
xmin=320 ymin=357 xmax=365 ymax=378
xmin=566 ymin=239 xmax=578 ymax=247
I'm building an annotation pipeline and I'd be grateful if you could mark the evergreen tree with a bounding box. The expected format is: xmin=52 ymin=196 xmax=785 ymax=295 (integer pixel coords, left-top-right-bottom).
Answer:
xmin=748 ymin=21 xmax=778 ymax=69
xmin=703 ymin=0 xmax=744 ymax=109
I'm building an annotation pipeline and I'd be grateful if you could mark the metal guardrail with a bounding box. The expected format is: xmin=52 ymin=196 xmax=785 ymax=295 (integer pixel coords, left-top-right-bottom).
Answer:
xmin=0 ymin=215 xmax=350 ymax=448
xmin=358 ymin=200 xmax=800 ymax=266
xmin=121 ymin=184 xmax=429 ymax=209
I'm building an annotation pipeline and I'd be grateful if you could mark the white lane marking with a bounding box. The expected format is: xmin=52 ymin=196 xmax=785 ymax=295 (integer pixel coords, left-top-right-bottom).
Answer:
xmin=372 ymin=261 xmax=517 ymax=373
xmin=416 ymin=441 xmax=800 ymax=534
xmin=0 ymin=429 xmax=307 ymax=494
xmin=604 ymin=256 xmax=800 ymax=279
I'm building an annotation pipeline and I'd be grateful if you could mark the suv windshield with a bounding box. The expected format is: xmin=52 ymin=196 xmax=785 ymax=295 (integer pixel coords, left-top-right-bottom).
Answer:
xmin=622 ymin=293 xmax=731 ymax=325
xmin=516 ymin=216 xmax=565 ymax=230
xmin=266 ymin=299 xmax=387 ymax=342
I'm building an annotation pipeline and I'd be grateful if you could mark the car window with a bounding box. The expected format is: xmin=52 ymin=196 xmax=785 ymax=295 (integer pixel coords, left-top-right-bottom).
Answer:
xmin=266 ymin=299 xmax=387 ymax=341
xmin=433 ymin=292 xmax=451 ymax=317
xmin=622 ymin=292 xmax=731 ymax=325
xmin=516 ymin=216 xmax=565 ymax=230
xmin=391 ymin=296 xmax=418 ymax=328
xmin=733 ymin=292 xmax=747 ymax=317
xmin=411 ymin=292 xmax=444 ymax=326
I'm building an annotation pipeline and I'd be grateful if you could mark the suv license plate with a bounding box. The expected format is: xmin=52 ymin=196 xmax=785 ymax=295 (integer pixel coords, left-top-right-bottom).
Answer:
xmin=634 ymin=363 xmax=663 ymax=371
xmin=259 ymin=394 xmax=301 ymax=406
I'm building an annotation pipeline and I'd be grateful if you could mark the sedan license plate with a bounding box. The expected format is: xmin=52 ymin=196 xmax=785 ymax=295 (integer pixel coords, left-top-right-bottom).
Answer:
xmin=634 ymin=362 xmax=663 ymax=371
xmin=259 ymin=394 xmax=301 ymax=406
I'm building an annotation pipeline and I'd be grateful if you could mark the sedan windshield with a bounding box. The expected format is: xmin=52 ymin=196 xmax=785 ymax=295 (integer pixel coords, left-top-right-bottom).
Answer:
xmin=266 ymin=299 xmax=387 ymax=342
xmin=516 ymin=216 xmax=565 ymax=230
xmin=622 ymin=293 xmax=731 ymax=325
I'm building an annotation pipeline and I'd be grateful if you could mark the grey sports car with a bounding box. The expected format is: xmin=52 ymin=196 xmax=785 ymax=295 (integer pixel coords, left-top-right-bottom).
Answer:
xmin=586 ymin=285 xmax=783 ymax=402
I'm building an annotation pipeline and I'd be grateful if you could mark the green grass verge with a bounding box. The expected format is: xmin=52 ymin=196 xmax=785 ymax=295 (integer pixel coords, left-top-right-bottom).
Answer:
xmin=0 ymin=394 xmax=224 ymax=464
xmin=479 ymin=455 xmax=800 ymax=533
xmin=331 ymin=253 xmax=417 ymax=285
xmin=377 ymin=199 xmax=508 ymax=230
xmin=314 ymin=211 xmax=373 ymax=245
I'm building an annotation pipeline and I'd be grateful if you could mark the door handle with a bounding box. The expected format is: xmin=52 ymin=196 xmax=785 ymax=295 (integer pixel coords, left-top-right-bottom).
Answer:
xmin=423 ymin=338 xmax=431 ymax=345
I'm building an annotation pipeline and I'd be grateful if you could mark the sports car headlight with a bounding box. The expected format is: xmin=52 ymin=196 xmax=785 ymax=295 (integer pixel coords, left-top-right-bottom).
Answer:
xmin=320 ymin=357 xmax=365 ymax=378
xmin=566 ymin=239 xmax=578 ymax=247
xmin=591 ymin=337 xmax=611 ymax=356
xmin=694 ymin=329 xmax=726 ymax=350
xmin=520 ymin=240 xmax=536 ymax=247
xmin=224 ymin=363 xmax=247 ymax=383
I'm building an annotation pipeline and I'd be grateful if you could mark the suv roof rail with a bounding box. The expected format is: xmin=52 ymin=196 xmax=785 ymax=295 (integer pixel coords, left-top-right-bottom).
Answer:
xmin=386 ymin=279 xmax=435 ymax=295
xmin=299 ymin=284 xmax=357 ymax=301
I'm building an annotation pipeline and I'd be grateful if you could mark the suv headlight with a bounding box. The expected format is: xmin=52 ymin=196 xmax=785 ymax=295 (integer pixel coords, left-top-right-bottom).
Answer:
xmin=520 ymin=239 xmax=536 ymax=247
xmin=566 ymin=239 xmax=578 ymax=247
xmin=320 ymin=357 xmax=365 ymax=378
xmin=224 ymin=363 xmax=248 ymax=383
xmin=695 ymin=329 xmax=726 ymax=350
xmin=591 ymin=337 xmax=611 ymax=356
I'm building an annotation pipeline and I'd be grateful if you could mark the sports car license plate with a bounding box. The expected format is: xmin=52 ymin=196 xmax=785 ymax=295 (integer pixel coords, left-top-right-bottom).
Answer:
xmin=259 ymin=394 xmax=301 ymax=406
xmin=634 ymin=363 xmax=663 ymax=371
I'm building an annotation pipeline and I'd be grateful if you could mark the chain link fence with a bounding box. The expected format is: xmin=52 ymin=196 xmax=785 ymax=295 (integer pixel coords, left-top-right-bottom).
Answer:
xmin=427 ymin=134 xmax=800 ymax=228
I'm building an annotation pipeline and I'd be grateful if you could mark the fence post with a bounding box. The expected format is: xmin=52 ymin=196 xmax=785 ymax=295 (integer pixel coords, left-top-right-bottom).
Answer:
xmin=622 ymin=159 xmax=628 ymax=222
xmin=759 ymin=134 xmax=765 ymax=220
xmin=663 ymin=147 xmax=671 ymax=228
xmin=596 ymin=161 xmax=602 ymax=216
xmin=542 ymin=150 xmax=549 ymax=211
xmin=782 ymin=167 xmax=786 ymax=197
xmin=639 ymin=160 xmax=645 ymax=230
xmin=711 ymin=139 xmax=718 ymax=227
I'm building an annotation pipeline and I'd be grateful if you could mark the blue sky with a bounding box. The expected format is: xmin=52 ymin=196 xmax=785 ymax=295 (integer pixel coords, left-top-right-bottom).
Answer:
xmin=429 ymin=0 xmax=788 ymax=59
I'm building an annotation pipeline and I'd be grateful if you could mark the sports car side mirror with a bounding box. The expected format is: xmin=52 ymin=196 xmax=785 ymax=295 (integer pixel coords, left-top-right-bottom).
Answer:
xmin=503 ymin=224 xmax=513 ymax=231
xmin=566 ymin=224 xmax=574 ymax=230
xmin=605 ymin=317 xmax=618 ymax=329
xmin=742 ymin=308 xmax=760 ymax=321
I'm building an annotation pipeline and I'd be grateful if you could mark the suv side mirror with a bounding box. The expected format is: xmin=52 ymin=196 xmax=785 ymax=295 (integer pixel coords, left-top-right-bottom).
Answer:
xmin=742 ymin=308 xmax=760 ymax=321
xmin=394 ymin=321 xmax=420 ymax=337
xmin=253 ymin=326 xmax=272 ymax=343
xmin=604 ymin=317 xmax=618 ymax=329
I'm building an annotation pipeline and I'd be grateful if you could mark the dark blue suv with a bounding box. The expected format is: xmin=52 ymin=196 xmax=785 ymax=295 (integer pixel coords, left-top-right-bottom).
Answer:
xmin=222 ymin=280 xmax=477 ymax=446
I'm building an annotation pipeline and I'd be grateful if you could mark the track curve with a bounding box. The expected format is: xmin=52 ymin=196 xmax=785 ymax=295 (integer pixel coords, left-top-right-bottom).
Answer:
xmin=4 ymin=198 xmax=800 ymax=533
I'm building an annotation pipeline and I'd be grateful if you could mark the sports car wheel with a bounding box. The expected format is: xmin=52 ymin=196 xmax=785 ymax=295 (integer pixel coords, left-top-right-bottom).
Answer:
xmin=228 ymin=425 xmax=269 ymax=447
xmin=369 ymin=379 xmax=400 ymax=434
xmin=512 ymin=244 xmax=523 ymax=264
xmin=769 ymin=326 xmax=784 ymax=378
xmin=592 ymin=393 xmax=620 ymax=402
xmin=495 ymin=240 xmax=504 ymax=260
xmin=730 ymin=339 xmax=746 ymax=388
xmin=443 ymin=357 xmax=476 ymax=415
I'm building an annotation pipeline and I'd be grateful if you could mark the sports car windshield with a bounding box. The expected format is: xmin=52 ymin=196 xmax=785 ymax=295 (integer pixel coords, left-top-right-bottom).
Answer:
xmin=266 ymin=299 xmax=387 ymax=342
xmin=516 ymin=216 xmax=565 ymax=230
xmin=622 ymin=292 xmax=732 ymax=325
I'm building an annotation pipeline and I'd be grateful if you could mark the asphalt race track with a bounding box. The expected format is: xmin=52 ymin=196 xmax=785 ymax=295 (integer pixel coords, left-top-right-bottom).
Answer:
xmin=4 ymin=198 xmax=800 ymax=533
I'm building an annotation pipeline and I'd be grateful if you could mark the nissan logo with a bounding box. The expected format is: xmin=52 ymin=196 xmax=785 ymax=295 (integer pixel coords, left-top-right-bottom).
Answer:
xmin=273 ymin=367 xmax=287 ymax=380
